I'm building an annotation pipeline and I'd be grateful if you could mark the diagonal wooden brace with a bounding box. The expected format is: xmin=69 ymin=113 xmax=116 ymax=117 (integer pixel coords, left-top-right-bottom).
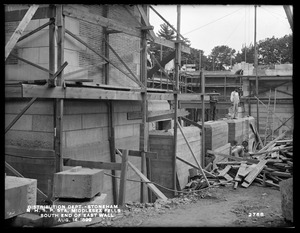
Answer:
xmin=48 ymin=61 xmax=68 ymax=87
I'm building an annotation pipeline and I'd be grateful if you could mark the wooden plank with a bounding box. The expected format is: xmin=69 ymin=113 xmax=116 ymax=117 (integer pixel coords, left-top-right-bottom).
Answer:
xmin=5 ymin=5 xmax=39 ymax=60
xmin=63 ymin=158 xmax=122 ymax=171
xmin=176 ymin=156 xmax=216 ymax=178
xmin=147 ymin=109 xmax=189 ymax=122
xmin=136 ymin=5 xmax=156 ymax=39
xmin=217 ymin=165 xmax=232 ymax=177
xmin=5 ymin=85 xmax=23 ymax=98
xmin=239 ymin=164 xmax=257 ymax=177
xmin=5 ymin=97 xmax=37 ymax=134
xmin=116 ymin=149 xmax=167 ymax=200
xmin=181 ymin=117 xmax=202 ymax=129
xmin=63 ymin=5 xmax=141 ymax=38
xmin=18 ymin=19 xmax=53 ymax=42
xmin=207 ymin=150 xmax=259 ymax=164
xmin=241 ymin=159 xmax=267 ymax=188
xmin=127 ymin=150 xmax=158 ymax=159
xmin=104 ymin=39 xmax=144 ymax=88
xmin=152 ymin=35 xmax=190 ymax=54
xmin=257 ymin=131 xmax=287 ymax=153
xmin=5 ymin=145 xmax=55 ymax=158
xmin=118 ymin=149 xmax=128 ymax=207
xmin=5 ymin=6 xmax=55 ymax=22
xmin=234 ymin=162 xmax=247 ymax=182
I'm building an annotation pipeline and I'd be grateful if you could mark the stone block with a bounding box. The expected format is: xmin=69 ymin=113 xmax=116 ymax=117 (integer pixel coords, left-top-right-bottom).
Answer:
xmin=5 ymin=176 xmax=37 ymax=219
xmin=63 ymin=115 xmax=82 ymax=131
xmin=279 ymin=178 xmax=293 ymax=222
xmin=82 ymin=113 xmax=108 ymax=129
xmin=65 ymin=128 xmax=108 ymax=147
xmin=32 ymin=115 xmax=53 ymax=132
xmin=53 ymin=167 xmax=104 ymax=199
xmin=5 ymin=114 xmax=33 ymax=131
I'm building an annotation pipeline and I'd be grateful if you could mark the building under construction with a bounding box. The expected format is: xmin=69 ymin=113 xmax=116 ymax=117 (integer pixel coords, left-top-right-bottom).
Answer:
xmin=5 ymin=4 xmax=293 ymax=227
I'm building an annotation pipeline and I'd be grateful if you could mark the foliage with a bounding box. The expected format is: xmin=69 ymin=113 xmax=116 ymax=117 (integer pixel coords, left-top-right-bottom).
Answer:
xmin=208 ymin=45 xmax=236 ymax=70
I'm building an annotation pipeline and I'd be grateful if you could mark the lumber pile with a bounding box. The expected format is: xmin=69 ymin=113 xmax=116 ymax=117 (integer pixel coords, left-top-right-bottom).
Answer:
xmin=203 ymin=138 xmax=293 ymax=190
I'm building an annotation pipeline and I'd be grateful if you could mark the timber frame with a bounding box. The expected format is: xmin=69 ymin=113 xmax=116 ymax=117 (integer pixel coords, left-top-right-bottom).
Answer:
xmin=5 ymin=4 xmax=208 ymax=204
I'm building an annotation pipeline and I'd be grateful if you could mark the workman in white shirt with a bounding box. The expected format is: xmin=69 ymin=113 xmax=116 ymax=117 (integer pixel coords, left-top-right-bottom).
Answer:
xmin=230 ymin=88 xmax=240 ymax=119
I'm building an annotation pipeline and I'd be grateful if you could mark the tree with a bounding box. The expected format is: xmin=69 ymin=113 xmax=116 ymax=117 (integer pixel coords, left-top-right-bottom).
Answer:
xmin=208 ymin=45 xmax=236 ymax=70
xmin=235 ymin=43 xmax=255 ymax=64
xmin=157 ymin=23 xmax=176 ymax=40
xmin=258 ymin=34 xmax=292 ymax=64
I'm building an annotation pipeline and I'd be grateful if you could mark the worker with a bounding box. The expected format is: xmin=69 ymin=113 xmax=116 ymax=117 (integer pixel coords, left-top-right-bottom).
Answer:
xmin=230 ymin=88 xmax=240 ymax=119
xmin=209 ymin=89 xmax=218 ymax=121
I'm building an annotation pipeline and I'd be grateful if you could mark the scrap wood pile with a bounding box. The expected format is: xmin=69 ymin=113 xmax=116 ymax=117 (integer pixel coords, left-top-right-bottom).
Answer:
xmin=184 ymin=138 xmax=293 ymax=191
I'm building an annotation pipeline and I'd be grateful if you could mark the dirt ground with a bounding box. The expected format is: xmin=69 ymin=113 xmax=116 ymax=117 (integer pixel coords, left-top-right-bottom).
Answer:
xmin=90 ymin=183 xmax=293 ymax=228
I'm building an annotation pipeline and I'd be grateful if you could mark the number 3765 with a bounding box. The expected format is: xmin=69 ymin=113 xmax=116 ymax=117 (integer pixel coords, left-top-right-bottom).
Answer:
xmin=248 ymin=212 xmax=264 ymax=217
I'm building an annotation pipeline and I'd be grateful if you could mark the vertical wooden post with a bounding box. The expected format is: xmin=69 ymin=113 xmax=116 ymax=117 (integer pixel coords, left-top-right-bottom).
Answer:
xmin=54 ymin=4 xmax=64 ymax=172
xmin=172 ymin=5 xmax=181 ymax=196
xmin=254 ymin=5 xmax=259 ymax=134
xmin=107 ymin=101 xmax=118 ymax=204
xmin=139 ymin=4 xmax=149 ymax=203
xmin=224 ymin=76 xmax=227 ymax=99
xmin=104 ymin=5 xmax=110 ymax=85
xmin=118 ymin=149 xmax=128 ymax=207
xmin=248 ymin=77 xmax=251 ymax=115
xmin=201 ymin=68 xmax=205 ymax=167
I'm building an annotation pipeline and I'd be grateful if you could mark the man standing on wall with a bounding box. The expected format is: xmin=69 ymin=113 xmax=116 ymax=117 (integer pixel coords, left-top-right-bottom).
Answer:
xmin=230 ymin=88 xmax=240 ymax=119
xmin=210 ymin=89 xmax=218 ymax=121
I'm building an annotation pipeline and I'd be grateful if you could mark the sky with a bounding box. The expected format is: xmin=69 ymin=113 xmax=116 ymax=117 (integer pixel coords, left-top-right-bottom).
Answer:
xmin=149 ymin=5 xmax=292 ymax=56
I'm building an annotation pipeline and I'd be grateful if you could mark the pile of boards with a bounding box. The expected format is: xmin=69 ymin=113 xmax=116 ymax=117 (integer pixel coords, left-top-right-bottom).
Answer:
xmin=184 ymin=138 xmax=293 ymax=191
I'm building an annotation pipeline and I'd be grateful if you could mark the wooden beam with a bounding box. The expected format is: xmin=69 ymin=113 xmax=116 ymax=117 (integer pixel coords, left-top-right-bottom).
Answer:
xmin=5 ymin=97 xmax=37 ymax=134
xmin=139 ymin=19 xmax=148 ymax=203
xmin=5 ymin=5 xmax=39 ymax=60
xmin=118 ymin=149 xmax=128 ymax=207
xmin=126 ymin=150 xmax=158 ymax=159
xmin=54 ymin=4 xmax=64 ymax=173
xmin=8 ymin=53 xmax=52 ymax=74
xmin=276 ymin=89 xmax=293 ymax=97
xmin=241 ymin=159 xmax=267 ymax=188
xmin=5 ymin=6 xmax=55 ymax=22
xmin=63 ymin=5 xmax=141 ymax=38
xmin=147 ymin=109 xmax=189 ymax=122
xmin=48 ymin=61 xmax=68 ymax=87
xmin=181 ymin=117 xmax=202 ymax=129
xmin=18 ymin=19 xmax=54 ymax=42
xmin=107 ymin=100 xmax=118 ymax=205
xmin=207 ymin=150 xmax=259 ymax=164
xmin=254 ymin=96 xmax=292 ymax=130
xmin=149 ymin=5 xmax=187 ymax=42
xmin=63 ymin=158 xmax=122 ymax=170
xmin=116 ymin=149 xmax=167 ymax=200
xmin=147 ymin=50 xmax=176 ymax=78
xmin=153 ymin=36 xmax=190 ymax=54
xmin=283 ymin=5 xmax=293 ymax=31
xmin=176 ymin=156 xmax=216 ymax=178
xmin=136 ymin=5 xmax=156 ymax=40
xmin=201 ymin=69 xmax=206 ymax=167
xmin=177 ymin=121 xmax=210 ymax=187
xmin=257 ymin=131 xmax=287 ymax=154
xmin=104 ymin=38 xmax=145 ymax=88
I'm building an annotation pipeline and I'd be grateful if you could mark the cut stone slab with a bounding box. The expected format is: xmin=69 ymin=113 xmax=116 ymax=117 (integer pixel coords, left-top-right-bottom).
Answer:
xmin=279 ymin=178 xmax=293 ymax=222
xmin=53 ymin=167 xmax=104 ymax=199
xmin=5 ymin=176 xmax=37 ymax=219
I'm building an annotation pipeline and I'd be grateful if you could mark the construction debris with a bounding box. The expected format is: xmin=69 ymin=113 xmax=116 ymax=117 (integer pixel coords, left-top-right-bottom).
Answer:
xmin=188 ymin=137 xmax=293 ymax=191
